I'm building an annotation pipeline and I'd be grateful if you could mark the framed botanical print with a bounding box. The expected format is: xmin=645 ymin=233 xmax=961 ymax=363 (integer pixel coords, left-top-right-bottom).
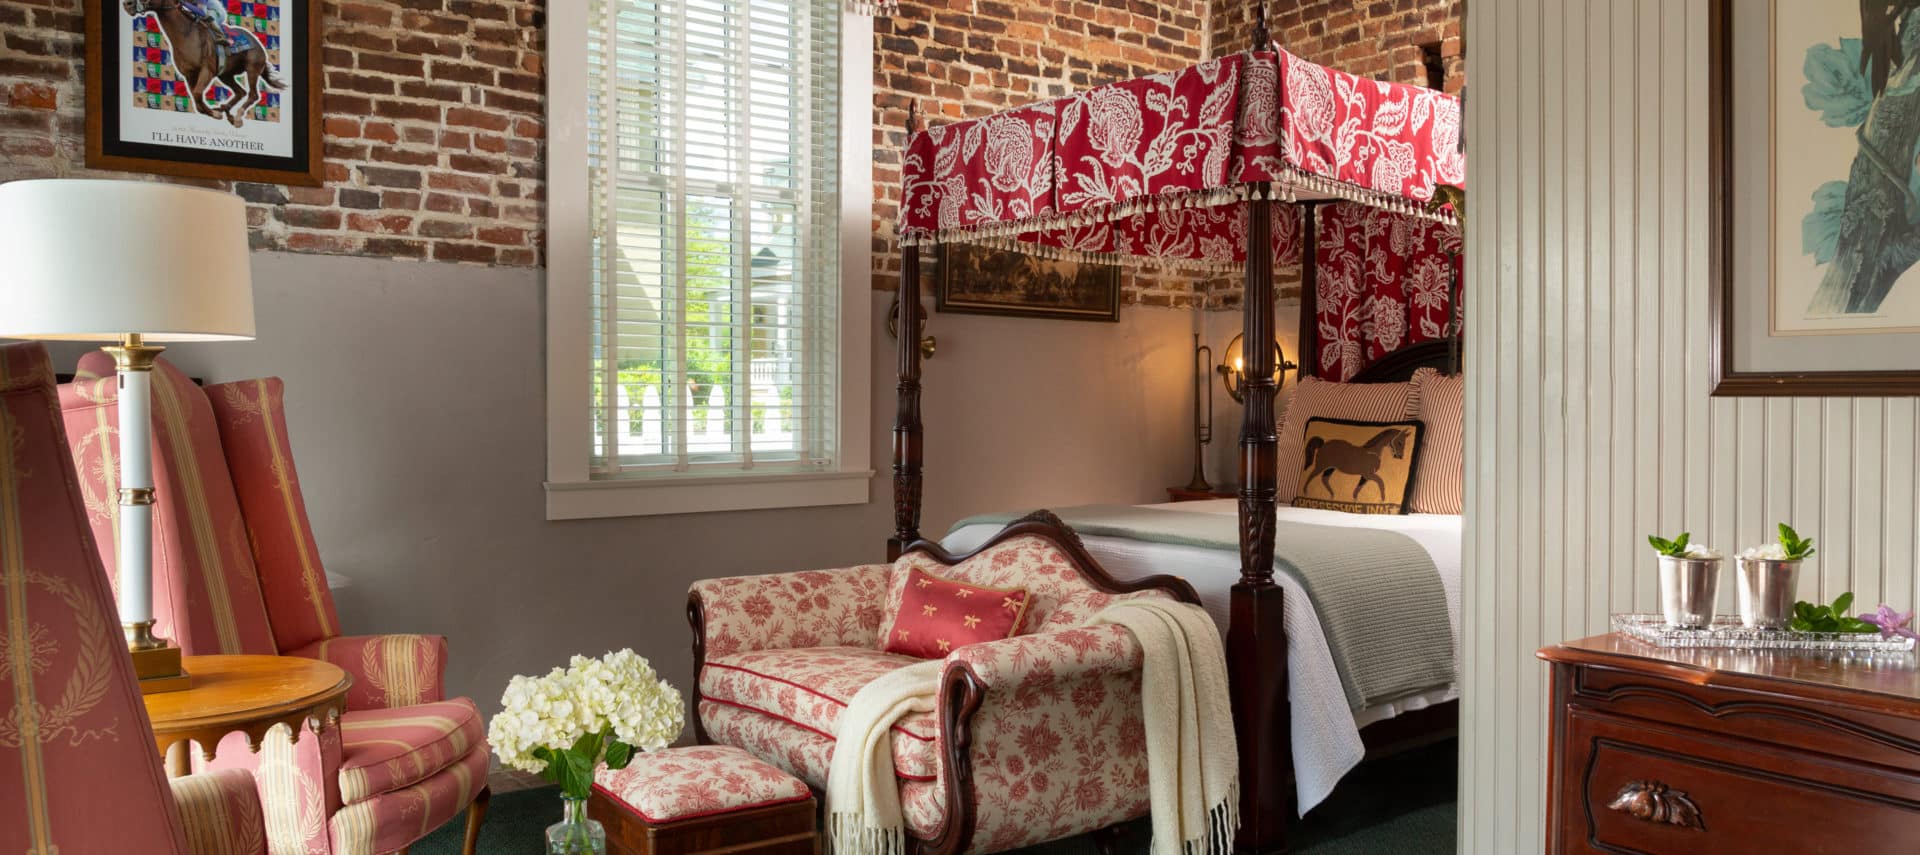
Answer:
xmin=1711 ymin=0 xmax=1920 ymax=395
xmin=931 ymin=243 xmax=1122 ymax=323
xmin=85 ymin=0 xmax=322 ymax=185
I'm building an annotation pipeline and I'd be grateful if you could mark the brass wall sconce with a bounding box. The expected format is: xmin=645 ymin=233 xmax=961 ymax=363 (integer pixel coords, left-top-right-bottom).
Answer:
xmin=1216 ymin=333 xmax=1295 ymax=403
xmin=887 ymin=295 xmax=936 ymax=359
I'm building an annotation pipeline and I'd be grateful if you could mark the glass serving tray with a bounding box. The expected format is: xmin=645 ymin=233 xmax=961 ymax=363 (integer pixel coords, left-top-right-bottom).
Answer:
xmin=1612 ymin=613 xmax=1918 ymax=653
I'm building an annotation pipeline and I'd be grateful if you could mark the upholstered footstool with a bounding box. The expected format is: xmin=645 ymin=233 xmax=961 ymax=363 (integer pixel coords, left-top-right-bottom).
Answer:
xmin=590 ymin=745 xmax=817 ymax=855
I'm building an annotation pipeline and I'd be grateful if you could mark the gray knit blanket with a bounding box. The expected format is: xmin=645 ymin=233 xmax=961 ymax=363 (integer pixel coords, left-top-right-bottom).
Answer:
xmin=952 ymin=504 xmax=1453 ymax=710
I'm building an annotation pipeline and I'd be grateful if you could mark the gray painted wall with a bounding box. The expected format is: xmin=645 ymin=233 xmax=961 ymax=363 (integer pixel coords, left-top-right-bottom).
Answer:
xmin=47 ymin=250 xmax=1199 ymax=710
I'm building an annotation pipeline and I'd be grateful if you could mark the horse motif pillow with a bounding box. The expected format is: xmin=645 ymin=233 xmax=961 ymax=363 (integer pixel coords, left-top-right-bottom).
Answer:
xmin=1291 ymin=418 xmax=1425 ymax=515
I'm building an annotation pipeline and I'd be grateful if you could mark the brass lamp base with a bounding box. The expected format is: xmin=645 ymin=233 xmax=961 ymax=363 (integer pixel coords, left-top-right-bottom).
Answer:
xmin=127 ymin=621 xmax=191 ymax=694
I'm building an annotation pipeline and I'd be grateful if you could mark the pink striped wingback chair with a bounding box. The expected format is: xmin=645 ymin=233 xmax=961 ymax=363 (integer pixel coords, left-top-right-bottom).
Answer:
xmin=687 ymin=513 xmax=1203 ymax=855
xmin=0 ymin=341 xmax=269 ymax=855
xmin=60 ymin=351 xmax=489 ymax=855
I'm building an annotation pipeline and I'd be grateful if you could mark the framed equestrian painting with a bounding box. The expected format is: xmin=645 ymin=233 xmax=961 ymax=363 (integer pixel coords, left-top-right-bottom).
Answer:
xmin=84 ymin=0 xmax=322 ymax=185
xmin=1710 ymin=0 xmax=1920 ymax=395
xmin=931 ymin=243 xmax=1122 ymax=323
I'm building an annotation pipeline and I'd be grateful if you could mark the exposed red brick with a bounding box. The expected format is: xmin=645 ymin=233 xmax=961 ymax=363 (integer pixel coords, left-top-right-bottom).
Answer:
xmin=446 ymin=106 xmax=511 ymax=132
xmin=282 ymin=207 xmax=343 ymax=230
xmin=418 ymin=219 xmax=474 ymax=239
xmin=477 ymin=225 xmax=526 ymax=245
xmin=323 ymin=116 xmax=362 ymax=138
xmin=432 ymin=242 xmax=497 ymax=264
xmin=7 ymin=81 xmax=56 ymax=111
xmin=287 ymin=231 xmax=358 ymax=253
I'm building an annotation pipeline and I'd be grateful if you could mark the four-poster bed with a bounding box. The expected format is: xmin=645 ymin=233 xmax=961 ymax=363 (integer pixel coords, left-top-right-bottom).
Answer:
xmin=884 ymin=8 xmax=1464 ymax=853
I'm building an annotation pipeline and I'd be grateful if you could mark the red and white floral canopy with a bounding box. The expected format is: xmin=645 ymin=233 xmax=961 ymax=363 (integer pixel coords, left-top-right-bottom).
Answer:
xmin=897 ymin=49 xmax=1465 ymax=275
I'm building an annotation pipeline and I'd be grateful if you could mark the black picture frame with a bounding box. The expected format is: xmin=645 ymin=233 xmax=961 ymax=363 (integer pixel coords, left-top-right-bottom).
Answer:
xmin=931 ymin=243 xmax=1122 ymax=323
xmin=86 ymin=0 xmax=323 ymax=186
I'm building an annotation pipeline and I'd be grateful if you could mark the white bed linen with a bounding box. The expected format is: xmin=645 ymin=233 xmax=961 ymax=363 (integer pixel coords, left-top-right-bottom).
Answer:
xmin=943 ymin=499 xmax=1461 ymax=815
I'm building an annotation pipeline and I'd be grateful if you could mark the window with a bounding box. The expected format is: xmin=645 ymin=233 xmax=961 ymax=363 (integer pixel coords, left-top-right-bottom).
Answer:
xmin=546 ymin=0 xmax=871 ymax=519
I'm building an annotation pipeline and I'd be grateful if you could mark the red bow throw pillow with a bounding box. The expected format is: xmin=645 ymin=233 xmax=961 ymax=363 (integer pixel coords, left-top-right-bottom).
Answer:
xmin=883 ymin=567 xmax=1031 ymax=659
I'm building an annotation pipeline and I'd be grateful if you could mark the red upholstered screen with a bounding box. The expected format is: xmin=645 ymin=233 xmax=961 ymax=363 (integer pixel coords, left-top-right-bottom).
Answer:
xmin=205 ymin=377 xmax=341 ymax=653
xmin=1312 ymin=202 xmax=1462 ymax=381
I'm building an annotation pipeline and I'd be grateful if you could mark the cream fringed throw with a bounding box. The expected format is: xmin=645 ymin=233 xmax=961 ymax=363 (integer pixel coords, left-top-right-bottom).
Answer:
xmin=826 ymin=599 xmax=1238 ymax=855
xmin=826 ymin=657 xmax=944 ymax=855
xmin=1091 ymin=599 xmax=1239 ymax=855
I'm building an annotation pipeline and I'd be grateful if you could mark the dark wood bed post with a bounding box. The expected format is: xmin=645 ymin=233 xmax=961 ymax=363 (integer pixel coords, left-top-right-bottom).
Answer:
xmin=1296 ymin=203 xmax=1319 ymax=380
xmin=890 ymin=103 xmax=926 ymax=561
xmin=1230 ymin=6 xmax=1294 ymax=844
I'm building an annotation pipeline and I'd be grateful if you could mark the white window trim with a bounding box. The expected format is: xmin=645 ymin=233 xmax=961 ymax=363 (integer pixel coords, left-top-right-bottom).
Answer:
xmin=544 ymin=4 xmax=873 ymax=521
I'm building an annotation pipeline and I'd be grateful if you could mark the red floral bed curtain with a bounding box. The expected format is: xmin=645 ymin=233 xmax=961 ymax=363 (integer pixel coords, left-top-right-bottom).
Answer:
xmin=1312 ymin=203 xmax=1462 ymax=381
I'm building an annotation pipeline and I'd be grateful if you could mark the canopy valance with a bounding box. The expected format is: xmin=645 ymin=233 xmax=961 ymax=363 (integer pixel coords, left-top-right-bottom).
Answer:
xmin=898 ymin=50 xmax=1464 ymax=271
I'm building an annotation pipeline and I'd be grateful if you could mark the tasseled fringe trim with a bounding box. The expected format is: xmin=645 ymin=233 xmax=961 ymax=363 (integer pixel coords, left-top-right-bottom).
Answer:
xmin=827 ymin=812 xmax=908 ymax=855
xmin=899 ymin=184 xmax=1252 ymax=250
xmin=1175 ymin=786 xmax=1241 ymax=855
xmin=926 ymin=232 xmax=1244 ymax=274
xmin=898 ymin=174 xmax=1455 ymax=265
xmin=1268 ymin=167 xmax=1459 ymax=226
xmin=845 ymin=0 xmax=897 ymax=14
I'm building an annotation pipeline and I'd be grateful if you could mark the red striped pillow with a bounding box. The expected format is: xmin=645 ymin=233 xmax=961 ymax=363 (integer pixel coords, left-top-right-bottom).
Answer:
xmin=204 ymin=377 xmax=342 ymax=654
xmin=1276 ymin=377 xmax=1418 ymax=502
xmin=1405 ymin=368 xmax=1464 ymax=514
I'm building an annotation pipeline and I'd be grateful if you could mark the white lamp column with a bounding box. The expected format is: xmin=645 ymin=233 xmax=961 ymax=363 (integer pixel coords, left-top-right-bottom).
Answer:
xmin=108 ymin=335 xmax=166 ymax=649
xmin=0 ymin=179 xmax=255 ymax=691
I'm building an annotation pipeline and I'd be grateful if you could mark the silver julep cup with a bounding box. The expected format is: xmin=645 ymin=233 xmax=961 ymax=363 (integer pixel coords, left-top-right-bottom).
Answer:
xmin=1658 ymin=555 xmax=1721 ymax=629
xmin=1735 ymin=557 xmax=1801 ymax=630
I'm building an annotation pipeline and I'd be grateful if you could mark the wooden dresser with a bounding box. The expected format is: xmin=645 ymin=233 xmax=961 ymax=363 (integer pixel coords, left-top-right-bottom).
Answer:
xmin=1539 ymin=633 xmax=1920 ymax=854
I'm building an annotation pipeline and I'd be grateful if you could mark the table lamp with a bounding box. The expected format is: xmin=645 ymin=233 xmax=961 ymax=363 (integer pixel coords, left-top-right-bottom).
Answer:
xmin=0 ymin=179 xmax=255 ymax=694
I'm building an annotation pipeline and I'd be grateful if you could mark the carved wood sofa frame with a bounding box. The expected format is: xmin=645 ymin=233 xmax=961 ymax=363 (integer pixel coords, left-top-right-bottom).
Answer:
xmin=688 ymin=510 xmax=1203 ymax=855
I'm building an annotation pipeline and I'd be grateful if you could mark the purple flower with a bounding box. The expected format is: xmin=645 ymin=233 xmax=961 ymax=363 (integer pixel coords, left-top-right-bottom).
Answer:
xmin=1859 ymin=604 xmax=1920 ymax=641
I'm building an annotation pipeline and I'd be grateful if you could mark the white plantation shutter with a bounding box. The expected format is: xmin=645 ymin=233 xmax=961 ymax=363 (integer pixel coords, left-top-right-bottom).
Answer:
xmin=587 ymin=0 xmax=840 ymax=477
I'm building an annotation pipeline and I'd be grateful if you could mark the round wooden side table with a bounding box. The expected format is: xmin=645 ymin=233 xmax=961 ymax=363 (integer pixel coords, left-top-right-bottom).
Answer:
xmin=142 ymin=654 xmax=352 ymax=777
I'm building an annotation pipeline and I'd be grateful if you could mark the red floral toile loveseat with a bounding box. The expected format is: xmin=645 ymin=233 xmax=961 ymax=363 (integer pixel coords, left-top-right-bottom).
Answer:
xmin=688 ymin=512 xmax=1201 ymax=855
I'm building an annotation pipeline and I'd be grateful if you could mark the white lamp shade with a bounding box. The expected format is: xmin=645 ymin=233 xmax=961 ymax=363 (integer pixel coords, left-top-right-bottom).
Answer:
xmin=0 ymin=179 xmax=255 ymax=342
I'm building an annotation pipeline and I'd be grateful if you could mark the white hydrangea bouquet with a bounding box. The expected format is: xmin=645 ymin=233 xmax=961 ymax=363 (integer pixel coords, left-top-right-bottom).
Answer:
xmin=488 ymin=649 xmax=685 ymax=801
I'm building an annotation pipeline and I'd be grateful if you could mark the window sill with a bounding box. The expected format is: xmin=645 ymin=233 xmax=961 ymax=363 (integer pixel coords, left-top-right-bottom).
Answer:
xmin=544 ymin=469 xmax=874 ymax=520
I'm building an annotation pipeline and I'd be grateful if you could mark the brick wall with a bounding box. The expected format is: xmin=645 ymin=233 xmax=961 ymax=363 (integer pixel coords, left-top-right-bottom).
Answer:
xmin=0 ymin=0 xmax=546 ymax=266
xmin=870 ymin=0 xmax=1214 ymax=307
xmin=1203 ymin=0 xmax=1464 ymax=310
xmin=1211 ymin=0 xmax=1464 ymax=92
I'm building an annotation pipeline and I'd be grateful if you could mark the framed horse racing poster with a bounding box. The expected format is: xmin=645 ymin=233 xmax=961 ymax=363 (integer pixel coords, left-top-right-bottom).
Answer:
xmin=85 ymin=0 xmax=321 ymax=185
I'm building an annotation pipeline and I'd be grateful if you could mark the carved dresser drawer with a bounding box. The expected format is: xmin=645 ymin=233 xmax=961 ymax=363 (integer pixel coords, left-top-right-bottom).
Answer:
xmin=1539 ymin=634 xmax=1920 ymax=855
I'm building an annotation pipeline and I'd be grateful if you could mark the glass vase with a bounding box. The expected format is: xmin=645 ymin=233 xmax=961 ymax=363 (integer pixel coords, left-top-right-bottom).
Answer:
xmin=546 ymin=795 xmax=606 ymax=855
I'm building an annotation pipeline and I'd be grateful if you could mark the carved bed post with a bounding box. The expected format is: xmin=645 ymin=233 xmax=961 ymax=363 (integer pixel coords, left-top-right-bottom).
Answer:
xmin=890 ymin=102 xmax=926 ymax=561
xmin=1230 ymin=174 xmax=1293 ymax=855
xmin=1229 ymin=12 xmax=1295 ymax=851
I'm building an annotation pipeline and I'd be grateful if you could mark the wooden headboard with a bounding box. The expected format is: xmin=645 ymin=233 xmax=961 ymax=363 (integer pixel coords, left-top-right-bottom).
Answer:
xmin=1348 ymin=339 xmax=1461 ymax=383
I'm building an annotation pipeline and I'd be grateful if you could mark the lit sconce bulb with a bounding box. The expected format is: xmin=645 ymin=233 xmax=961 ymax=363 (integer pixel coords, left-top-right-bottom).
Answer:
xmin=1233 ymin=357 xmax=1243 ymax=373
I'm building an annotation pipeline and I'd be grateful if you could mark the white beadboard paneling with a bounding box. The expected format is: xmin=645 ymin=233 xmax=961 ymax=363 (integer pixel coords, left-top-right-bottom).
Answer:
xmin=1461 ymin=1 xmax=1920 ymax=852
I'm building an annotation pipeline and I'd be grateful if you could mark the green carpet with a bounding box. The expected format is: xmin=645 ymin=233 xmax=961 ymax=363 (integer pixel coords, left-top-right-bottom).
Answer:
xmin=416 ymin=741 xmax=1456 ymax=855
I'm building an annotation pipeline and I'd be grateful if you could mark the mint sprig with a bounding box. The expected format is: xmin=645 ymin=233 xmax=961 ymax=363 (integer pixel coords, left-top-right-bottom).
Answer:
xmin=1647 ymin=532 xmax=1692 ymax=557
xmin=1789 ymin=592 xmax=1875 ymax=633
xmin=1777 ymin=523 xmax=1816 ymax=560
